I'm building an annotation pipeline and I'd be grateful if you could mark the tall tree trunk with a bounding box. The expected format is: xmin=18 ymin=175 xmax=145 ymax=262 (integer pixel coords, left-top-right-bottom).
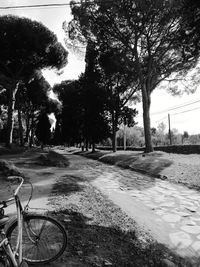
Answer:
xmin=85 ymin=139 xmax=89 ymax=151
xmin=92 ymin=142 xmax=95 ymax=152
xmin=29 ymin=115 xmax=35 ymax=148
xmin=6 ymin=82 xmax=20 ymax=147
xmin=18 ymin=109 xmax=24 ymax=146
xmin=111 ymin=111 xmax=117 ymax=152
xmin=25 ymin=115 xmax=31 ymax=143
xmin=142 ymin=85 xmax=153 ymax=153
xmin=29 ymin=129 xmax=34 ymax=148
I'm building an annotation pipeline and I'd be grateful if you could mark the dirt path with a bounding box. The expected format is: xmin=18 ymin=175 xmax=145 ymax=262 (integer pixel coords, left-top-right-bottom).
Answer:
xmin=0 ymin=149 xmax=197 ymax=266
xmin=0 ymin=151 xmax=66 ymax=215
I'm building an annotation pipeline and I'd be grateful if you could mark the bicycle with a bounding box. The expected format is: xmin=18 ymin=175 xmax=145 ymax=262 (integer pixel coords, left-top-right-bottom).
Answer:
xmin=0 ymin=176 xmax=67 ymax=266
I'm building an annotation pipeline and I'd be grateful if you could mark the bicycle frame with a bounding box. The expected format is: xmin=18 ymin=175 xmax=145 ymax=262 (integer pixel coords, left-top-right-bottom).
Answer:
xmin=14 ymin=197 xmax=23 ymax=264
xmin=0 ymin=176 xmax=25 ymax=267
xmin=0 ymin=233 xmax=18 ymax=267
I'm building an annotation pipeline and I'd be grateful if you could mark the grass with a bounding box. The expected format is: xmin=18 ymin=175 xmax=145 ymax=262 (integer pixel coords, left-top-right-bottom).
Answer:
xmin=76 ymin=150 xmax=173 ymax=178
xmin=37 ymin=150 xmax=70 ymax=167
xmin=0 ymin=159 xmax=23 ymax=179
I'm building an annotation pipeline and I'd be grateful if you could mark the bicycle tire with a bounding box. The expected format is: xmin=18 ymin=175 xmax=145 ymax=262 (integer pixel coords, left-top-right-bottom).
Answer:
xmin=6 ymin=214 xmax=67 ymax=265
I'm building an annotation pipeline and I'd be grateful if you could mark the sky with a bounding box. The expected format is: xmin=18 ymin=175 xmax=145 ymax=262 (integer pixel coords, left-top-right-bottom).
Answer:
xmin=0 ymin=0 xmax=200 ymax=135
xmin=136 ymin=87 xmax=200 ymax=135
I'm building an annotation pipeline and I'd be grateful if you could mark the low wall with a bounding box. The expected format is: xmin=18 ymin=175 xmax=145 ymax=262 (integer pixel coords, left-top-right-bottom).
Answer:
xmin=97 ymin=145 xmax=200 ymax=154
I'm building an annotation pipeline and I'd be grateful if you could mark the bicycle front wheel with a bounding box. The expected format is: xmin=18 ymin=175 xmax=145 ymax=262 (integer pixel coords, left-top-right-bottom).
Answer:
xmin=6 ymin=214 xmax=67 ymax=264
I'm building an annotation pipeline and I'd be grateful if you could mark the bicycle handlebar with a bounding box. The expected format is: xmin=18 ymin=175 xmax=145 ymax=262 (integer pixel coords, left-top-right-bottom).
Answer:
xmin=0 ymin=198 xmax=14 ymax=207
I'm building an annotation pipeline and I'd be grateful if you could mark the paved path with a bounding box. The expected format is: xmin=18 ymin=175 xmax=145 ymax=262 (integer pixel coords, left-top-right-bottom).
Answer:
xmin=71 ymin=155 xmax=200 ymax=259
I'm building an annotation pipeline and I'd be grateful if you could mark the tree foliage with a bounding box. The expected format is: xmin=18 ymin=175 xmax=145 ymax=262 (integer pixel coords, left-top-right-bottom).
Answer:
xmin=0 ymin=15 xmax=67 ymax=77
xmin=0 ymin=15 xmax=68 ymax=147
xmin=66 ymin=0 xmax=200 ymax=152
xmin=53 ymin=74 xmax=111 ymax=148
xmin=53 ymin=80 xmax=84 ymax=144
xmin=35 ymin=113 xmax=51 ymax=147
xmin=86 ymin=41 xmax=139 ymax=151
xmin=15 ymin=72 xmax=54 ymax=146
xmin=179 ymin=0 xmax=200 ymax=60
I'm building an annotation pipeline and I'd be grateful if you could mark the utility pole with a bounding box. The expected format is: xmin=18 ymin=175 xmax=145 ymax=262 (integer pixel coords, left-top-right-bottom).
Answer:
xmin=168 ymin=113 xmax=172 ymax=145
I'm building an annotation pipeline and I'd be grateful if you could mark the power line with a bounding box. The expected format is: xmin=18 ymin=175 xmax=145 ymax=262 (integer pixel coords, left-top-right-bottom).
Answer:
xmin=137 ymin=99 xmax=200 ymax=118
xmin=171 ymin=106 xmax=200 ymax=115
xmin=0 ymin=3 xmax=72 ymax=10
xmin=151 ymin=99 xmax=200 ymax=115
xmin=0 ymin=1 xmax=114 ymax=10
xmin=152 ymin=106 xmax=200 ymax=124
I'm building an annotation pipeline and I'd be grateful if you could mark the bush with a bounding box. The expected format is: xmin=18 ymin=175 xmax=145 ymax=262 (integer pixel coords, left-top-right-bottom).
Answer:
xmin=0 ymin=160 xmax=23 ymax=178
xmin=37 ymin=150 xmax=69 ymax=167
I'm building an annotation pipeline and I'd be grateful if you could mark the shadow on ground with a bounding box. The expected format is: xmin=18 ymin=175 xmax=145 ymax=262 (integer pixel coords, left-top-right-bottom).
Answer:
xmin=51 ymin=208 xmax=196 ymax=267
xmin=48 ymin=172 xmax=197 ymax=267
xmin=52 ymin=175 xmax=85 ymax=195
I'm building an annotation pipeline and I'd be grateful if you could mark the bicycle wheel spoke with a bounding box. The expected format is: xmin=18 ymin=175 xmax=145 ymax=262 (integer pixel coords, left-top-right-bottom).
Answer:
xmin=6 ymin=214 xmax=67 ymax=264
xmin=39 ymin=238 xmax=52 ymax=259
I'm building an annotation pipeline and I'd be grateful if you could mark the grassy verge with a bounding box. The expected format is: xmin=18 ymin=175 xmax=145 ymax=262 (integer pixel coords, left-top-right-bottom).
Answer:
xmin=75 ymin=150 xmax=173 ymax=178
xmin=74 ymin=149 xmax=200 ymax=191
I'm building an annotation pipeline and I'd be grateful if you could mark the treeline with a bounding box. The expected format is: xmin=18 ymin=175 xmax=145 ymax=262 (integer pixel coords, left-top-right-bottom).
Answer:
xmin=65 ymin=0 xmax=200 ymax=152
xmin=0 ymin=74 xmax=61 ymax=148
xmin=115 ymin=124 xmax=200 ymax=148
xmin=0 ymin=16 xmax=67 ymax=148
xmin=52 ymin=41 xmax=137 ymax=152
xmin=1 ymin=0 xmax=200 ymax=153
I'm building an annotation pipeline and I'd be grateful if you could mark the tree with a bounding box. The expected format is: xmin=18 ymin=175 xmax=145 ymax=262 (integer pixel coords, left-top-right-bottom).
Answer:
xmin=97 ymin=46 xmax=139 ymax=151
xmin=157 ymin=122 xmax=166 ymax=135
xmin=0 ymin=15 xmax=68 ymax=147
xmin=119 ymin=106 xmax=138 ymax=150
xmin=35 ymin=113 xmax=51 ymax=148
xmin=81 ymin=42 xmax=111 ymax=151
xmin=15 ymin=72 xmax=51 ymax=146
xmin=66 ymin=0 xmax=199 ymax=152
xmin=54 ymin=41 xmax=112 ymax=149
xmin=188 ymin=134 xmax=200 ymax=145
xmin=80 ymin=78 xmax=111 ymax=152
xmin=151 ymin=128 xmax=157 ymax=136
xmin=117 ymin=125 xmax=144 ymax=147
xmin=53 ymin=119 xmax=62 ymax=145
xmin=0 ymin=106 xmax=8 ymax=142
xmin=53 ymin=80 xmax=84 ymax=145
xmin=170 ymin=128 xmax=182 ymax=145
xmin=53 ymin=75 xmax=111 ymax=149
xmin=182 ymin=131 xmax=189 ymax=144
xmin=179 ymin=0 xmax=200 ymax=59
xmin=157 ymin=122 xmax=167 ymax=145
